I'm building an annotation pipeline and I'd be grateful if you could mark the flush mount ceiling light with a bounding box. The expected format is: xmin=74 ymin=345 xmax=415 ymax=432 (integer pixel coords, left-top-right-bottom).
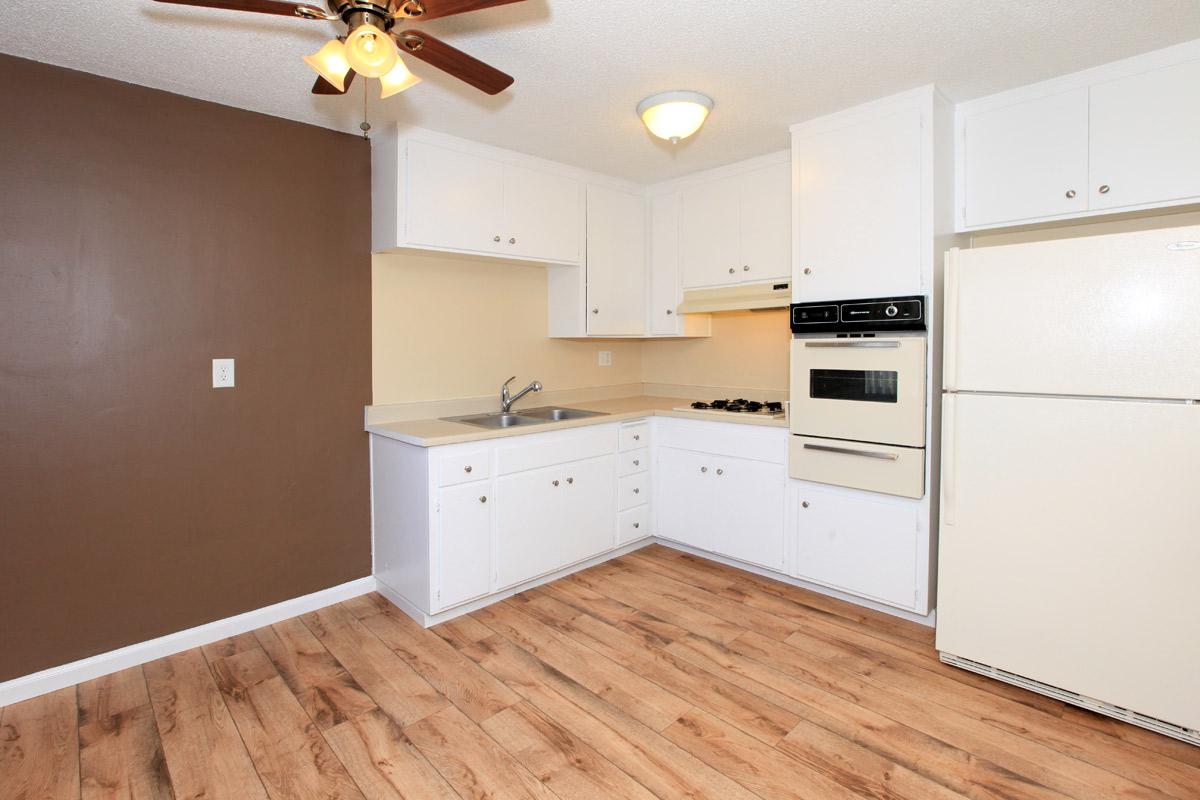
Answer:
xmin=637 ymin=91 xmax=714 ymax=144
xmin=154 ymin=0 xmax=523 ymax=99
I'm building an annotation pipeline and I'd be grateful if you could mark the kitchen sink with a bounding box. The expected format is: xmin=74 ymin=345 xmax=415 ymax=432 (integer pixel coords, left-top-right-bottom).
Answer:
xmin=520 ymin=406 xmax=609 ymax=421
xmin=445 ymin=412 xmax=547 ymax=429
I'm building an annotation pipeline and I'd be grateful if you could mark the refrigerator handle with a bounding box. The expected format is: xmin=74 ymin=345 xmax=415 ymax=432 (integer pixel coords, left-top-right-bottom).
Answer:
xmin=942 ymin=393 xmax=957 ymax=526
xmin=943 ymin=249 xmax=960 ymax=392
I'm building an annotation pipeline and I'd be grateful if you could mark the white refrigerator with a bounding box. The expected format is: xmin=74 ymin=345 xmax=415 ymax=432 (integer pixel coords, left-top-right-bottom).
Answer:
xmin=937 ymin=224 xmax=1200 ymax=744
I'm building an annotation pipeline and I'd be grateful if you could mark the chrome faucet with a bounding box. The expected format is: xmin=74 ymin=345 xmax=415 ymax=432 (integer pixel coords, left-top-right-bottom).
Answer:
xmin=500 ymin=376 xmax=543 ymax=413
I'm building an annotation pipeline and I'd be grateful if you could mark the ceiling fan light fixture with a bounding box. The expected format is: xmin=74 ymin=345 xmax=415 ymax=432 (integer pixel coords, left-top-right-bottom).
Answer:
xmin=303 ymin=38 xmax=351 ymax=92
xmin=379 ymin=56 xmax=422 ymax=98
xmin=344 ymin=22 xmax=399 ymax=78
xmin=637 ymin=90 xmax=714 ymax=144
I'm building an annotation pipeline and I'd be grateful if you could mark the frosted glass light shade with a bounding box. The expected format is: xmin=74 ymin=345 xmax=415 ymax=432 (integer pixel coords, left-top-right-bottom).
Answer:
xmin=344 ymin=23 xmax=399 ymax=78
xmin=637 ymin=91 xmax=714 ymax=144
xmin=379 ymin=56 xmax=422 ymax=98
xmin=303 ymin=39 xmax=352 ymax=92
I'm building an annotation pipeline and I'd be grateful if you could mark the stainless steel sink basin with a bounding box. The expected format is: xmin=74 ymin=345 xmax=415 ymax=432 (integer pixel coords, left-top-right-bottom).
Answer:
xmin=521 ymin=406 xmax=610 ymax=421
xmin=444 ymin=412 xmax=547 ymax=429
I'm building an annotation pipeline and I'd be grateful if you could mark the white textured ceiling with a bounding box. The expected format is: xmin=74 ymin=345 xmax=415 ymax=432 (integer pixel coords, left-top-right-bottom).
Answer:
xmin=2 ymin=1 xmax=1198 ymax=182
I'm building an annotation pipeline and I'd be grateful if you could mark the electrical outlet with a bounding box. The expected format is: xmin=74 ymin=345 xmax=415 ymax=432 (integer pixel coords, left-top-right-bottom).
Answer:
xmin=212 ymin=358 xmax=235 ymax=388
xmin=598 ymin=351 xmax=612 ymax=367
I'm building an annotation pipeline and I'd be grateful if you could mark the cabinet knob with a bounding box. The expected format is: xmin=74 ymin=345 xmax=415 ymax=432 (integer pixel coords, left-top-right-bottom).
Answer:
xmin=633 ymin=459 xmax=640 ymax=466
xmin=743 ymin=265 xmax=750 ymax=272
xmin=1065 ymin=189 xmax=1077 ymax=199
xmin=552 ymin=479 xmax=560 ymax=487
xmin=666 ymin=309 xmax=673 ymax=315
xmin=566 ymin=477 xmax=574 ymax=484
xmin=633 ymin=522 xmax=640 ymax=529
xmin=592 ymin=308 xmax=599 ymax=314
xmin=509 ymin=237 xmax=517 ymax=244
xmin=633 ymin=434 xmax=640 ymax=441
xmin=1099 ymin=185 xmax=1110 ymax=194
xmin=803 ymin=267 xmax=812 ymax=275
xmin=701 ymin=466 xmax=708 ymax=473
xmin=728 ymin=267 xmax=735 ymax=274
xmin=493 ymin=235 xmax=501 ymax=242
xmin=480 ymin=495 xmax=488 ymax=503
xmin=633 ymin=487 xmax=640 ymax=494
xmin=801 ymin=501 xmax=810 ymax=508
xmin=464 ymin=465 xmax=472 ymax=473
xmin=716 ymin=468 xmax=724 ymax=476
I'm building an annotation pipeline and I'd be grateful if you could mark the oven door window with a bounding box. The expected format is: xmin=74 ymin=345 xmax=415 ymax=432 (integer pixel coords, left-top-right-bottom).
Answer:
xmin=810 ymin=369 xmax=898 ymax=403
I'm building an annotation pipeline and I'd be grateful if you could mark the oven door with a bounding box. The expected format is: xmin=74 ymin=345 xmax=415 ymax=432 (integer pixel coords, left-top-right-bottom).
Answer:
xmin=790 ymin=337 xmax=926 ymax=447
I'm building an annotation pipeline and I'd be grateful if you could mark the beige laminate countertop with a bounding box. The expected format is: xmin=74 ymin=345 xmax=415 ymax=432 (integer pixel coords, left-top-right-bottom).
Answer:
xmin=365 ymin=395 xmax=788 ymax=447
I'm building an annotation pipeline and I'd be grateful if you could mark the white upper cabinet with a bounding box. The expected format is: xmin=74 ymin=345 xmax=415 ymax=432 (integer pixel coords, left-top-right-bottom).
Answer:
xmin=791 ymin=88 xmax=944 ymax=303
xmin=961 ymin=89 xmax=1089 ymax=228
xmin=648 ymin=192 xmax=683 ymax=335
xmin=405 ymin=140 xmax=505 ymax=255
xmin=373 ymin=130 xmax=582 ymax=264
xmin=1089 ymin=58 xmax=1200 ymax=211
xmin=504 ymin=164 xmax=581 ymax=263
xmin=677 ymin=156 xmax=791 ymax=290
xmin=586 ymin=185 xmax=646 ymax=336
xmin=956 ymin=42 xmax=1200 ymax=231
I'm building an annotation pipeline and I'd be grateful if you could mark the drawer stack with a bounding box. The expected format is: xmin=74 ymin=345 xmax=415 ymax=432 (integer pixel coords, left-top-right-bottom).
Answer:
xmin=616 ymin=421 xmax=650 ymax=543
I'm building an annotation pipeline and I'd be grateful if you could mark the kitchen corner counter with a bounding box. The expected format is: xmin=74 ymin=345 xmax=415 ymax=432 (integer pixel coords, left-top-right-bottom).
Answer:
xmin=365 ymin=395 xmax=788 ymax=447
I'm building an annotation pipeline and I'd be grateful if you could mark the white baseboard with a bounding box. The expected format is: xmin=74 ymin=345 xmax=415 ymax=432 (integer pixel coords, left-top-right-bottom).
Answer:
xmin=0 ymin=576 xmax=376 ymax=708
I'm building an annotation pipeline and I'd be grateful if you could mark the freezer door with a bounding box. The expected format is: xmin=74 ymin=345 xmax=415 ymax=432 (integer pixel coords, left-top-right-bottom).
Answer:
xmin=937 ymin=392 xmax=1200 ymax=731
xmin=944 ymin=225 xmax=1200 ymax=399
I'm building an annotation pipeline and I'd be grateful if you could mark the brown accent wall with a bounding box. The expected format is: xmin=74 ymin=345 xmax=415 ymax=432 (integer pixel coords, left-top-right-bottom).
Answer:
xmin=0 ymin=55 xmax=372 ymax=682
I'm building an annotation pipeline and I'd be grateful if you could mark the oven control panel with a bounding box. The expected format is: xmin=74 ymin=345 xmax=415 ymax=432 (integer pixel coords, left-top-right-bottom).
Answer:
xmin=791 ymin=295 xmax=925 ymax=334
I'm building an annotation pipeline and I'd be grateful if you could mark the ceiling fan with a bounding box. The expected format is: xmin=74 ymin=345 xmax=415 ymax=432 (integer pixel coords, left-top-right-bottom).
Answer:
xmin=153 ymin=0 xmax=523 ymax=98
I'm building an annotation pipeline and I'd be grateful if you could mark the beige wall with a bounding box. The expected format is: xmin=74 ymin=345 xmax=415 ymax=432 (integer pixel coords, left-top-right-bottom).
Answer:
xmin=641 ymin=310 xmax=791 ymax=393
xmin=373 ymin=252 xmax=643 ymax=404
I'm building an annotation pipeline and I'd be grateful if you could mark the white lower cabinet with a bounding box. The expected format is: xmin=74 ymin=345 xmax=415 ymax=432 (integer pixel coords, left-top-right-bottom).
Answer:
xmin=436 ymin=482 xmax=492 ymax=608
xmin=792 ymin=481 xmax=922 ymax=610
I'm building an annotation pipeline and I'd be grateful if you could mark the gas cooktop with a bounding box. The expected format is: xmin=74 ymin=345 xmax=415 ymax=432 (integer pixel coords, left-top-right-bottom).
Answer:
xmin=674 ymin=399 xmax=786 ymax=418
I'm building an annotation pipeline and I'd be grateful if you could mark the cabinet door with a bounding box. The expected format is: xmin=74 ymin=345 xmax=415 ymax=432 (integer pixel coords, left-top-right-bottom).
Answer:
xmin=794 ymin=482 xmax=920 ymax=609
xmin=494 ymin=464 xmax=563 ymax=588
xmin=648 ymin=192 xmax=683 ymax=335
xmin=1089 ymin=59 xmax=1200 ymax=211
xmin=708 ymin=456 xmax=785 ymax=571
xmin=679 ymin=177 xmax=739 ymax=289
xmin=794 ymin=108 xmax=924 ymax=302
xmin=503 ymin=164 xmax=581 ymax=263
xmin=586 ymin=185 xmax=647 ymax=335
xmin=961 ymin=89 xmax=1089 ymax=228
xmin=436 ymin=483 xmax=493 ymax=610
xmin=560 ymin=454 xmax=617 ymax=563
xmin=655 ymin=447 xmax=713 ymax=550
xmin=737 ymin=162 xmax=791 ymax=282
xmin=406 ymin=141 xmax=504 ymax=254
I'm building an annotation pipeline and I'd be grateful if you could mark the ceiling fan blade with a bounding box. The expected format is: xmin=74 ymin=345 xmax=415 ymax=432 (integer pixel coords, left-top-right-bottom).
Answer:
xmin=395 ymin=0 xmax=526 ymax=21
xmin=395 ymin=31 xmax=514 ymax=95
xmin=153 ymin=0 xmax=328 ymax=18
xmin=312 ymin=70 xmax=357 ymax=95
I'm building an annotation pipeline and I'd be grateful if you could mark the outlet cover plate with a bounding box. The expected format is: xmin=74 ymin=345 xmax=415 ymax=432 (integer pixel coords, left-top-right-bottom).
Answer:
xmin=598 ymin=351 xmax=612 ymax=367
xmin=212 ymin=358 xmax=235 ymax=388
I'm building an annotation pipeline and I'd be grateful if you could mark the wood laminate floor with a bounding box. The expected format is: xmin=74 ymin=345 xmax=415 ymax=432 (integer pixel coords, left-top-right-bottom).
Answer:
xmin=3 ymin=544 xmax=1198 ymax=800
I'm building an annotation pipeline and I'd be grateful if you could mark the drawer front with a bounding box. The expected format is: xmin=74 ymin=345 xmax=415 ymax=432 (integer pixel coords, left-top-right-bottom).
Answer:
xmin=496 ymin=426 xmax=616 ymax=475
xmin=618 ymin=505 xmax=649 ymax=544
xmin=437 ymin=450 xmax=490 ymax=487
xmin=618 ymin=422 xmax=649 ymax=452
xmin=618 ymin=448 xmax=649 ymax=477
xmin=789 ymin=435 xmax=924 ymax=499
xmin=655 ymin=418 xmax=787 ymax=464
xmin=618 ymin=472 xmax=649 ymax=510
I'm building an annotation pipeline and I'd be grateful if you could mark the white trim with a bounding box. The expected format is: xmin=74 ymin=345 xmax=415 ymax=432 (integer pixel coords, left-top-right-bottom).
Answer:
xmin=0 ymin=577 xmax=376 ymax=708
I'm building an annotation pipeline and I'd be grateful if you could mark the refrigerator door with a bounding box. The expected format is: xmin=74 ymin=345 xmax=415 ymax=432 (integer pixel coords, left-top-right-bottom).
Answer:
xmin=937 ymin=392 xmax=1200 ymax=731
xmin=944 ymin=225 xmax=1200 ymax=399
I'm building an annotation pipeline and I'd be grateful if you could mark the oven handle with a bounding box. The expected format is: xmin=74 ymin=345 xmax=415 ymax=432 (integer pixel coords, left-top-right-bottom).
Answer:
xmin=803 ymin=340 xmax=901 ymax=348
xmin=802 ymin=443 xmax=899 ymax=461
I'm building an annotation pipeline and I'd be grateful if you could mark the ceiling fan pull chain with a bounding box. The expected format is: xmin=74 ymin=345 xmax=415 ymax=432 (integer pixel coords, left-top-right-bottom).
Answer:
xmin=360 ymin=76 xmax=371 ymax=139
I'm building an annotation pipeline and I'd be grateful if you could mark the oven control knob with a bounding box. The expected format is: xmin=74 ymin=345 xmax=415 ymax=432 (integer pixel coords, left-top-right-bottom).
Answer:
xmin=885 ymin=304 xmax=899 ymax=318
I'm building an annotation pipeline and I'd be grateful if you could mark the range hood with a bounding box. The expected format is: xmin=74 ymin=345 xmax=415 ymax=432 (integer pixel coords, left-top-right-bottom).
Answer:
xmin=676 ymin=280 xmax=792 ymax=314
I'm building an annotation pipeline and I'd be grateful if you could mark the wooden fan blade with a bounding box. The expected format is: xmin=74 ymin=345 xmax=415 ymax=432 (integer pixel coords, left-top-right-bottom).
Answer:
xmin=153 ymin=0 xmax=326 ymax=18
xmin=395 ymin=0 xmax=526 ymax=21
xmin=312 ymin=70 xmax=357 ymax=95
xmin=395 ymin=31 xmax=514 ymax=95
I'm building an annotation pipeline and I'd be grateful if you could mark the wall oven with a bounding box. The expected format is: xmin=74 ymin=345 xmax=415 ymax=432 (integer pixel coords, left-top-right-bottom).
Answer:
xmin=789 ymin=296 xmax=927 ymax=498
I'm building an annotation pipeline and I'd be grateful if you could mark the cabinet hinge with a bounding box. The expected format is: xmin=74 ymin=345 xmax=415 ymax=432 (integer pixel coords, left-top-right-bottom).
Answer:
xmin=436 ymin=589 xmax=441 ymax=602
